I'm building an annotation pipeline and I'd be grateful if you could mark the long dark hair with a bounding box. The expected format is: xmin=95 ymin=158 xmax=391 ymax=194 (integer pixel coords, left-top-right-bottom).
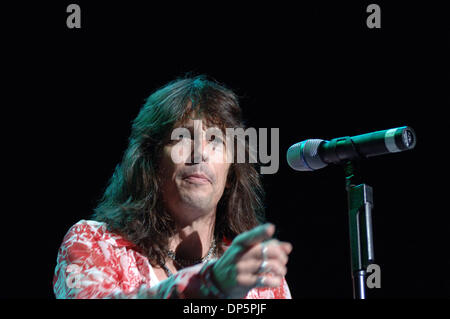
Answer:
xmin=92 ymin=75 xmax=265 ymax=266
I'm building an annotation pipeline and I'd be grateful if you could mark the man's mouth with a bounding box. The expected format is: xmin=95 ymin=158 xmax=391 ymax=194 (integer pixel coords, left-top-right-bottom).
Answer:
xmin=182 ymin=173 xmax=211 ymax=184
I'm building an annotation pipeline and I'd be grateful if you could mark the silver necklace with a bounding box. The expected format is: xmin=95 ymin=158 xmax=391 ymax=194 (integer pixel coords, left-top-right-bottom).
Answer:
xmin=161 ymin=239 xmax=216 ymax=277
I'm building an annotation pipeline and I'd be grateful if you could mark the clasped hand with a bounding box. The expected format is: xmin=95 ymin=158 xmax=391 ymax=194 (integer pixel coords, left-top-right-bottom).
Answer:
xmin=212 ymin=223 xmax=292 ymax=298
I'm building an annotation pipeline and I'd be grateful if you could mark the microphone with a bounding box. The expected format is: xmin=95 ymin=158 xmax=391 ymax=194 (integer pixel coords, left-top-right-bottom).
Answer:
xmin=287 ymin=126 xmax=416 ymax=171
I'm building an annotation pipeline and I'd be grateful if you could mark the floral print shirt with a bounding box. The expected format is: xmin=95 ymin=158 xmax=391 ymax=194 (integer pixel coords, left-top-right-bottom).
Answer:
xmin=53 ymin=220 xmax=292 ymax=299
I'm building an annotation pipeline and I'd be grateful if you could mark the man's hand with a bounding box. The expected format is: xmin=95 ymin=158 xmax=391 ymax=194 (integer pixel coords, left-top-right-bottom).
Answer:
xmin=211 ymin=223 xmax=293 ymax=299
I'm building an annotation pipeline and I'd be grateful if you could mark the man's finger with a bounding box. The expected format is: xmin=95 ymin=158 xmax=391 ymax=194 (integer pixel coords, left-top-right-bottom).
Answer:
xmin=254 ymin=274 xmax=282 ymax=288
xmin=233 ymin=223 xmax=275 ymax=247
xmin=280 ymin=242 xmax=293 ymax=255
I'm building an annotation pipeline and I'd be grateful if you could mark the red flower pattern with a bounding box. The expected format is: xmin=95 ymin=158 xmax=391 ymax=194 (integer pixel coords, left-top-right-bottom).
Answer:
xmin=53 ymin=220 xmax=291 ymax=299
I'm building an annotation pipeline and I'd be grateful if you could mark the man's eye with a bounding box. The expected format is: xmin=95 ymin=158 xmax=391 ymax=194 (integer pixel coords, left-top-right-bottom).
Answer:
xmin=176 ymin=135 xmax=192 ymax=141
xmin=169 ymin=135 xmax=186 ymax=144
xmin=209 ymin=135 xmax=224 ymax=144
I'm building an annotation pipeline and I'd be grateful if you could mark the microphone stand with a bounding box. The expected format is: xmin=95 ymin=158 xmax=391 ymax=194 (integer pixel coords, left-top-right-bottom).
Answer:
xmin=343 ymin=161 xmax=375 ymax=299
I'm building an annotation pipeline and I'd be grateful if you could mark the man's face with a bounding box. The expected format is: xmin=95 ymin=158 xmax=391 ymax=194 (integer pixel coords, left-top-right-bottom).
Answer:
xmin=159 ymin=117 xmax=231 ymax=224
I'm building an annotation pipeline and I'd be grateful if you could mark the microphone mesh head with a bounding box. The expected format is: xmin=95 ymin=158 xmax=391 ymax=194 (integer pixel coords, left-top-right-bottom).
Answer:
xmin=287 ymin=139 xmax=327 ymax=171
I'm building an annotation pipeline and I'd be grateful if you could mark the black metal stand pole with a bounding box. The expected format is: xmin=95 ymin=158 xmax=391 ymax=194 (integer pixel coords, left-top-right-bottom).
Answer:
xmin=344 ymin=161 xmax=375 ymax=299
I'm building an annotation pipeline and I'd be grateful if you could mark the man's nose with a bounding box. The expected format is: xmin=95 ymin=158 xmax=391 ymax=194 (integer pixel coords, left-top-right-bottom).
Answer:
xmin=192 ymin=132 xmax=209 ymax=164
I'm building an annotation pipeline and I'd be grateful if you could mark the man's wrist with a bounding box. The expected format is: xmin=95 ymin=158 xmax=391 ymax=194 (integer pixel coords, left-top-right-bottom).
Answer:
xmin=199 ymin=260 xmax=228 ymax=299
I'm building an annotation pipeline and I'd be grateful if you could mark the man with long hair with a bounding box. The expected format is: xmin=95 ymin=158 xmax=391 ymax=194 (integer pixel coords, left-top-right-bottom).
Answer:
xmin=53 ymin=75 xmax=292 ymax=298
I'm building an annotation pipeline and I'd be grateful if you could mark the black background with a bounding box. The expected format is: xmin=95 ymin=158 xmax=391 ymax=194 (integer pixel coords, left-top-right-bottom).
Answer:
xmin=2 ymin=1 xmax=448 ymax=300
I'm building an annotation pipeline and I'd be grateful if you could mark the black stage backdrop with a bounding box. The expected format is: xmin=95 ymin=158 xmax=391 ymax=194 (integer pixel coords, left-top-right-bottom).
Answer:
xmin=2 ymin=1 xmax=448 ymax=301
